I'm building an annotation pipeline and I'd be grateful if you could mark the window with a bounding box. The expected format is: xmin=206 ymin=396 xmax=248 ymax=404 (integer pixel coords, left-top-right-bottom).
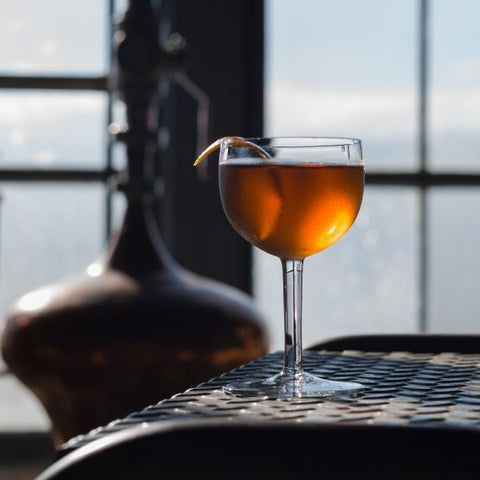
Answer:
xmin=2 ymin=0 xmax=480 ymax=459
xmin=0 ymin=0 xmax=263 ymax=451
xmin=258 ymin=0 xmax=480 ymax=350
xmin=0 ymin=0 xmax=112 ymax=439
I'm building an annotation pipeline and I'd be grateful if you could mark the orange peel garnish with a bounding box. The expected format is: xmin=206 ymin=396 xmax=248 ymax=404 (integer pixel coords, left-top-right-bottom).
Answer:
xmin=193 ymin=136 xmax=269 ymax=166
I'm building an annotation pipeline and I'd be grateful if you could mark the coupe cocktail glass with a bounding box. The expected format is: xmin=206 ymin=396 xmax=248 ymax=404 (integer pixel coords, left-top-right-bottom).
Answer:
xmin=203 ymin=137 xmax=365 ymax=398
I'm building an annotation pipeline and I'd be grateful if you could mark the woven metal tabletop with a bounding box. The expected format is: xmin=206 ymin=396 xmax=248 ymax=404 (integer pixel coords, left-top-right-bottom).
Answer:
xmin=60 ymin=349 xmax=480 ymax=455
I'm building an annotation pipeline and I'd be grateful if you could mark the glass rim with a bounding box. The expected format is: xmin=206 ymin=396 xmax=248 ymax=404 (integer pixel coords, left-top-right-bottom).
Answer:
xmin=240 ymin=136 xmax=362 ymax=148
xmin=220 ymin=136 xmax=364 ymax=165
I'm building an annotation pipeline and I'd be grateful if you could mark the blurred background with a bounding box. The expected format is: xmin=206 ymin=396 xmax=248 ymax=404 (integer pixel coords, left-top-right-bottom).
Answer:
xmin=0 ymin=0 xmax=480 ymax=476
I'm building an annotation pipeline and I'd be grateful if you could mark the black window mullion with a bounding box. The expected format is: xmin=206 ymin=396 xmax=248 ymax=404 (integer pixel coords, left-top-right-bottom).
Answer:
xmin=418 ymin=0 xmax=430 ymax=333
xmin=0 ymin=76 xmax=108 ymax=90
xmin=105 ymin=0 xmax=116 ymax=240
xmin=163 ymin=0 xmax=264 ymax=294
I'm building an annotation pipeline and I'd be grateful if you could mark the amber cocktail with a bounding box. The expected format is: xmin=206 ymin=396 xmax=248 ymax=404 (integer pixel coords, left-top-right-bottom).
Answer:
xmin=197 ymin=137 xmax=365 ymax=397
xmin=220 ymin=162 xmax=364 ymax=259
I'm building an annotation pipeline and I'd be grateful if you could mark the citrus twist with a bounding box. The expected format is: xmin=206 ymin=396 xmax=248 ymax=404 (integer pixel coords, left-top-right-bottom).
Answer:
xmin=193 ymin=136 xmax=269 ymax=166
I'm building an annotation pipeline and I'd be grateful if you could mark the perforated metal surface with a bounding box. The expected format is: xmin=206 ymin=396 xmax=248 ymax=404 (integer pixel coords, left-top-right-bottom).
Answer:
xmin=61 ymin=349 xmax=480 ymax=455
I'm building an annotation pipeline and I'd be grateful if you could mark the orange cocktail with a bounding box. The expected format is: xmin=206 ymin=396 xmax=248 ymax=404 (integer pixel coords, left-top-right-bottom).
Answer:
xmin=220 ymin=162 xmax=364 ymax=259
xmin=195 ymin=136 xmax=365 ymax=398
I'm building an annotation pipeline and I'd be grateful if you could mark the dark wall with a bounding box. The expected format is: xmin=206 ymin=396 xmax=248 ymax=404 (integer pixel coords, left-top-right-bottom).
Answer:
xmin=159 ymin=0 xmax=264 ymax=294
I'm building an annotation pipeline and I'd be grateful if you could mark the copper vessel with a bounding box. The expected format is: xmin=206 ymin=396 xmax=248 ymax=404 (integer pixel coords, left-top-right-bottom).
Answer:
xmin=1 ymin=0 xmax=268 ymax=447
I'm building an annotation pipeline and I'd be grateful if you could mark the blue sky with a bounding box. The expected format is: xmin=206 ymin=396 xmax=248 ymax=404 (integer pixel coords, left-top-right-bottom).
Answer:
xmin=266 ymin=0 xmax=416 ymax=89
xmin=267 ymin=0 xmax=480 ymax=89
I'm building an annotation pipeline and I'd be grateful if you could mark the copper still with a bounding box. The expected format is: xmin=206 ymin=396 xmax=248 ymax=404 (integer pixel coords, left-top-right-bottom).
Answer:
xmin=1 ymin=0 xmax=268 ymax=447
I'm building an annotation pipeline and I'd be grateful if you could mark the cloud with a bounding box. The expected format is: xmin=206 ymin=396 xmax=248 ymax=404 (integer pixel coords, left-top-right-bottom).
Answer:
xmin=266 ymin=82 xmax=480 ymax=136
xmin=0 ymin=93 xmax=104 ymax=131
xmin=448 ymin=58 xmax=480 ymax=82
xmin=266 ymin=82 xmax=416 ymax=138
xmin=430 ymin=88 xmax=480 ymax=130
xmin=266 ymin=82 xmax=480 ymax=170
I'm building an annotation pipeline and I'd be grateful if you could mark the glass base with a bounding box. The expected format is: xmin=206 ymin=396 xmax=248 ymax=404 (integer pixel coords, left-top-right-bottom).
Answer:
xmin=223 ymin=369 xmax=364 ymax=399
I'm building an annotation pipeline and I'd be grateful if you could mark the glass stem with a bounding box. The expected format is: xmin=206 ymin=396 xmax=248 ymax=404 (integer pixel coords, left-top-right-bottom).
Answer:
xmin=282 ymin=258 xmax=304 ymax=376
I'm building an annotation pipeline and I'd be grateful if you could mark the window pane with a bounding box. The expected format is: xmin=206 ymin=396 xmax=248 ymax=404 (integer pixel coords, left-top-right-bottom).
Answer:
xmin=0 ymin=183 xmax=105 ymax=322
xmin=428 ymin=189 xmax=480 ymax=332
xmin=111 ymin=189 xmax=127 ymax=232
xmin=254 ymin=187 xmax=419 ymax=351
xmin=430 ymin=0 xmax=480 ymax=172
xmin=0 ymin=376 xmax=50 ymax=431
xmin=0 ymin=0 xmax=107 ymax=75
xmin=266 ymin=0 xmax=417 ymax=171
xmin=0 ymin=183 xmax=105 ymax=429
xmin=0 ymin=91 xmax=107 ymax=168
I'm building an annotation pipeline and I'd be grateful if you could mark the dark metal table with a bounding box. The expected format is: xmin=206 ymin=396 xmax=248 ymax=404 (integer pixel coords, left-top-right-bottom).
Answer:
xmin=38 ymin=336 xmax=480 ymax=479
